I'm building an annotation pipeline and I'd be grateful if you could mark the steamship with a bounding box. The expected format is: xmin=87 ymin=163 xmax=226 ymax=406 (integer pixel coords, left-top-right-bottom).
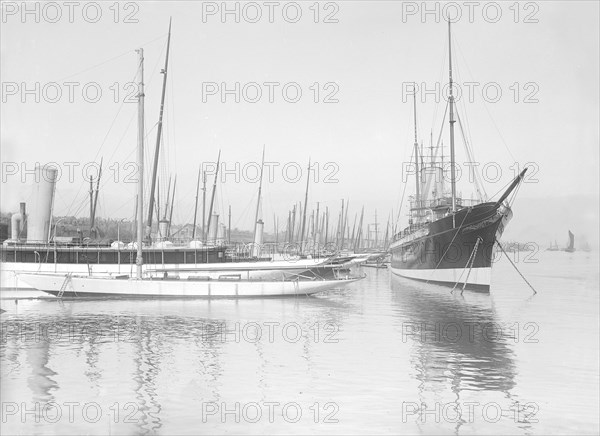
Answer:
xmin=389 ymin=22 xmax=527 ymax=292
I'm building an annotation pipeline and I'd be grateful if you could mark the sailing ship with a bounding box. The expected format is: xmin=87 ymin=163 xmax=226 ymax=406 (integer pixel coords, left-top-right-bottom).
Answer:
xmin=17 ymin=39 xmax=363 ymax=298
xmin=389 ymin=22 xmax=528 ymax=292
xmin=564 ymin=230 xmax=575 ymax=253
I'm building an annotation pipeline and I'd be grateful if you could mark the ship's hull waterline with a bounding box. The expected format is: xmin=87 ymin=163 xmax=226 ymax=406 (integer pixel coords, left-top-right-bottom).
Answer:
xmin=18 ymin=272 xmax=361 ymax=299
xmin=389 ymin=202 xmax=512 ymax=292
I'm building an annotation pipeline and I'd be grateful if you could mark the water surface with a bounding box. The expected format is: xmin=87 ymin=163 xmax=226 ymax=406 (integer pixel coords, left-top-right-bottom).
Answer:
xmin=1 ymin=251 xmax=598 ymax=434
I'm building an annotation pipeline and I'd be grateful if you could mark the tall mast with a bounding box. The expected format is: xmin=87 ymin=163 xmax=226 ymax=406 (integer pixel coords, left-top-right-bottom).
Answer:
xmin=132 ymin=194 xmax=137 ymax=243
xmin=339 ymin=199 xmax=344 ymax=248
xmin=413 ymin=88 xmax=421 ymax=212
xmin=192 ymin=165 xmax=201 ymax=239
xmin=201 ymin=171 xmax=207 ymax=240
xmin=315 ymin=201 xmax=320 ymax=241
xmin=374 ymin=209 xmax=378 ymax=247
xmin=155 ymin=182 xmax=160 ymax=226
xmin=89 ymin=176 xmax=93 ymax=235
xmin=290 ymin=204 xmax=296 ymax=243
xmin=145 ymin=18 xmax=172 ymax=241
xmin=287 ymin=207 xmax=292 ymax=243
xmin=90 ymin=158 xmax=102 ymax=237
xmin=163 ymin=176 xmax=172 ymax=220
xmin=297 ymin=202 xmax=303 ymax=243
xmin=253 ymin=146 xmax=265 ymax=243
xmin=288 ymin=208 xmax=292 ymax=243
xmin=135 ymin=48 xmax=145 ymax=279
xmin=300 ymin=158 xmax=311 ymax=249
xmin=335 ymin=210 xmax=340 ymax=247
xmin=228 ymin=205 xmax=232 ymax=244
xmin=448 ymin=20 xmax=457 ymax=213
xmin=384 ymin=213 xmax=390 ymax=249
xmin=320 ymin=213 xmax=325 ymax=245
xmin=168 ymin=176 xmax=176 ymax=236
xmin=350 ymin=212 xmax=357 ymax=249
xmin=205 ymin=150 xmax=221 ymax=242
xmin=324 ymin=207 xmax=329 ymax=246
xmin=354 ymin=206 xmax=364 ymax=252
xmin=343 ymin=199 xmax=349 ymax=247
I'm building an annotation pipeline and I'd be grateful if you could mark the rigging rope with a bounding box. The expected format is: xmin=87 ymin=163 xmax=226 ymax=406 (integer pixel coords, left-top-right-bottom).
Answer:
xmin=455 ymin=109 xmax=487 ymax=201
xmin=454 ymin=38 xmax=517 ymax=163
xmin=497 ymin=242 xmax=538 ymax=295
xmin=393 ymin=143 xmax=415 ymax=236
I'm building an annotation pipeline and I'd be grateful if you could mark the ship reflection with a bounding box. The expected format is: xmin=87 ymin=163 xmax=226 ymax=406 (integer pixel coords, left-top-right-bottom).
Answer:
xmin=391 ymin=276 xmax=516 ymax=391
xmin=391 ymin=275 xmax=519 ymax=431
xmin=26 ymin=338 xmax=59 ymax=404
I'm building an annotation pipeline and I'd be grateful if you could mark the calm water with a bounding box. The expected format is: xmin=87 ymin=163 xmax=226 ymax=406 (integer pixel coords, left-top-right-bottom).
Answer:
xmin=1 ymin=252 xmax=598 ymax=435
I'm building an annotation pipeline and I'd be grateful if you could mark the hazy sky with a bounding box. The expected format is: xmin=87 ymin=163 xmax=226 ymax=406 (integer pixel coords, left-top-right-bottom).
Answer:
xmin=1 ymin=1 xmax=599 ymax=237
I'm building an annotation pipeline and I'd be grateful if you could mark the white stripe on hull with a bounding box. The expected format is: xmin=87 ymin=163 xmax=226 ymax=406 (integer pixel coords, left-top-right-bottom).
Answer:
xmin=390 ymin=266 xmax=491 ymax=287
xmin=18 ymin=273 xmax=360 ymax=298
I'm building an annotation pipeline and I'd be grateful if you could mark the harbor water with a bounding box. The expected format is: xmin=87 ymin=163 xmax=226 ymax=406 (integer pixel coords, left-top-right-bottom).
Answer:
xmin=1 ymin=251 xmax=598 ymax=435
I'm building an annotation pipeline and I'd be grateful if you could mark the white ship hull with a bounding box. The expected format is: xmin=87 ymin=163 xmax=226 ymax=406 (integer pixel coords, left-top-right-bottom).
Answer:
xmin=18 ymin=272 xmax=361 ymax=298
xmin=0 ymin=258 xmax=334 ymax=293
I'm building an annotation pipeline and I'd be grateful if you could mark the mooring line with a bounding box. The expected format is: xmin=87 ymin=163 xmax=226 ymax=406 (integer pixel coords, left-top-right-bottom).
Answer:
xmin=497 ymin=242 xmax=538 ymax=295
xmin=451 ymin=236 xmax=482 ymax=294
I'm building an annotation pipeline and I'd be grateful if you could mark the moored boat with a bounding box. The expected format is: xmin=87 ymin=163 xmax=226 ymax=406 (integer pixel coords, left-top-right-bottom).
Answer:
xmin=18 ymin=270 xmax=361 ymax=299
xmin=388 ymin=22 xmax=528 ymax=292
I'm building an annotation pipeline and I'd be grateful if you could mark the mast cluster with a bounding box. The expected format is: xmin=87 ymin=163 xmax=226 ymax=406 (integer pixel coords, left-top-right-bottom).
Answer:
xmin=130 ymin=20 xmax=396 ymax=255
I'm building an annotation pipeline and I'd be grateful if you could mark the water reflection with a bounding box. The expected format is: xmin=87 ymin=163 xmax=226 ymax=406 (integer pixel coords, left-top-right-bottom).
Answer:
xmin=390 ymin=275 xmax=520 ymax=432
xmin=26 ymin=338 xmax=58 ymax=404
xmin=1 ymin=296 xmax=352 ymax=434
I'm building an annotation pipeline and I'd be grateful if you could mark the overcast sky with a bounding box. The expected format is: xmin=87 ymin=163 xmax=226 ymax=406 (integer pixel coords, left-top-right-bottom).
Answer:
xmin=1 ymin=1 xmax=598 ymax=238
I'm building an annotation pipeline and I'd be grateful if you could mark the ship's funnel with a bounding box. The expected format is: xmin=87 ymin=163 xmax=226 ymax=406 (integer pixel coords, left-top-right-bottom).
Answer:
xmin=208 ymin=213 xmax=219 ymax=244
xmin=10 ymin=202 xmax=27 ymax=241
xmin=158 ymin=220 xmax=169 ymax=242
xmin=217 ymin=223 xmax=227 ymax=245
xmin=27 ymin=166 xmax=57 ymax=243
xmin=252 ymin=219 xmax=264 ymax=258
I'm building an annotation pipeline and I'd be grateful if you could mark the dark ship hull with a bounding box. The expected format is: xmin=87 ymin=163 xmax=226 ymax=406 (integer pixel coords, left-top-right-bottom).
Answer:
xmin=389 ymin=202 xmax=513 ymax=292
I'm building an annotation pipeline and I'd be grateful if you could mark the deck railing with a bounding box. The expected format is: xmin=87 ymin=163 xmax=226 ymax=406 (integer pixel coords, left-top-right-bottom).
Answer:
xmin=410 ymin=197 xmax=481 ymax=210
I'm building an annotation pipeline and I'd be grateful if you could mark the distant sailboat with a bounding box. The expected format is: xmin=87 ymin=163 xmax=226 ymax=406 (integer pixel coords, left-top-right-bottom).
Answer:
xmin=547 ymin=240 xmax=559 ymax=251
xmin=564 ymin=230 xmax=575 ymax=253
xmin=581 ymin=240 xmax=592 ymax=252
